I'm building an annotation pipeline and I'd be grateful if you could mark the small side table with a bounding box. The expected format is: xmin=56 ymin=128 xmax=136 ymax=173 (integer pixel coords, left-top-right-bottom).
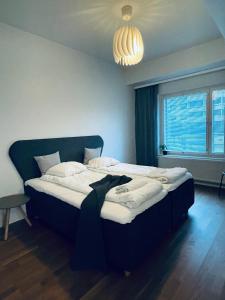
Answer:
xmin=0 ymin=194 xmax=32 ymax=240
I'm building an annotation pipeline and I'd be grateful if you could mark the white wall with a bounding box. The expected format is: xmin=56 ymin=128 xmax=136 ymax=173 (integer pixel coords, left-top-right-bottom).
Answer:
xmin=124 ymin=38 xmax=225 ymax=86
xmin=158 ymin=70 xmax=225 ymax=186
xmin=0 ymin=23 xmax=135 ymax=225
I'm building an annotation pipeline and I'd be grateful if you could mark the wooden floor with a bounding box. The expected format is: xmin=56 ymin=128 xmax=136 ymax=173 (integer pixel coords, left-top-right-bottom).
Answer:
xmin=0 ymin=186 xmax=225 ymax=300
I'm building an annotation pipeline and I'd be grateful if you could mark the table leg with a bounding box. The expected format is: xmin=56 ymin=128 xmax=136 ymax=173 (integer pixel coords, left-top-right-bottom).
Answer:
xmin=4 ymin=208 xmax=10 ymax=241
xmin=2 ymin=209 xmax=6 ymax=228
xmin=19 ymin=206 xmax=32 ymax=227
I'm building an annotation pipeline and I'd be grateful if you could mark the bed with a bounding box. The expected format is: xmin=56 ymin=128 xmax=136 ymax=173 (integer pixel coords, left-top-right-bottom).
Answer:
xmin=9 ymin=135 xmax=194 ymax=272
xmin=88 ymin=163 xmax=194 ymax=228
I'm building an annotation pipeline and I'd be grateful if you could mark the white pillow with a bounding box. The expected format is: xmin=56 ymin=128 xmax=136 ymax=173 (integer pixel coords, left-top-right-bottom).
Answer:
xmin=88 ymin=157 xmax=120 ymax=168
xmin=46 ymin=162 xmax=86 ymax=177
xmin=83 ymin=147 xmax=102 ymax=164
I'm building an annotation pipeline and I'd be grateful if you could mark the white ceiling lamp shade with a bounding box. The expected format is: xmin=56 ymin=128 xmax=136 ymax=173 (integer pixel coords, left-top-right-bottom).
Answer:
xmin=113 ymin=5 xmax=144 ymax=66
xmin=113 ymin=26 xmax=144 ymax=66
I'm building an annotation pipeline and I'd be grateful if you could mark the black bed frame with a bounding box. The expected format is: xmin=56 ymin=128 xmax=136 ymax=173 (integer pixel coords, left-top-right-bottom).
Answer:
xmin=9 ymin=135 xmax=194 ymax=272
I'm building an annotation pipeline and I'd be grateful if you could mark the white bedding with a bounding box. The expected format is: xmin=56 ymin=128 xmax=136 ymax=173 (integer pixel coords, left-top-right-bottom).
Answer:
xmin=25 ymin=178 xmax=168 ymax=224
xmin=163 ymin=172 xmax=192 ymax=191
xmin=87 ymin=163 xmax=192 ymax=191
xmin=40 ymin=172 xmax=163 ymax=209
xmin=41 ymin=170 xmax=104 ymax=195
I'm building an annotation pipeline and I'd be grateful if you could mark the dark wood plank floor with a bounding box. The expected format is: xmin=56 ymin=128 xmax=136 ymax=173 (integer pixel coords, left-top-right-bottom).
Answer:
xmin=0 ymin=186 xmax=225 ymax=300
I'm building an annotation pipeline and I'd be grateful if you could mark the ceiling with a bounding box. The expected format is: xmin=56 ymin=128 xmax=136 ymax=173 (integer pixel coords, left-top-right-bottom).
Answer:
xmin=0 ymin=0 xmax=222 ymax=63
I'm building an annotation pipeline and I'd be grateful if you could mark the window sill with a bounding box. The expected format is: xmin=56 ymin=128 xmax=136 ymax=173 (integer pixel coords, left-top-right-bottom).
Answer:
xmin=158 ymin=154 xmax=225 ymax=162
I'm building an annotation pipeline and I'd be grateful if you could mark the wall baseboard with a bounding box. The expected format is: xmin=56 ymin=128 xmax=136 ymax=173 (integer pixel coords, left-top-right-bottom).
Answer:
xmin=194 ymin=179 xmax=223 ymax=189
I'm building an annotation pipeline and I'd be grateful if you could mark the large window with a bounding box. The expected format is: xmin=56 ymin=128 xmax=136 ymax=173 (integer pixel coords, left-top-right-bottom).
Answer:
xmin=212 ymin=89 xmax=225 ymax=154
xmin=160 ymin=87 xmax=225 ymax=157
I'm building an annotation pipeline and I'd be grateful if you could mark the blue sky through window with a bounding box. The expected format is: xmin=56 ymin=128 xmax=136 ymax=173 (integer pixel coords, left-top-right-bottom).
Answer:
xmin=164 ymin=92 xmax=207 ymax=153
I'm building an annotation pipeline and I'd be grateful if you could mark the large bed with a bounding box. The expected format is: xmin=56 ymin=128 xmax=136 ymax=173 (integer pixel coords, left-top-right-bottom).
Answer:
xmin=87 ymin=163 xmax=194 ymax=228
xmin=9 ymin=135 xmax=194 ymax=272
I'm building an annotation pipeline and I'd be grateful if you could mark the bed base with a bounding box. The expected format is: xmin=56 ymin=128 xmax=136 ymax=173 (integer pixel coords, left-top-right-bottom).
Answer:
xmin=25 ymin=185 xmax=172 ymax=271
xmin=25 ymin=178 xmax=194 ymax=272
xmin=170 ymin=178 xmax=194 ymax=228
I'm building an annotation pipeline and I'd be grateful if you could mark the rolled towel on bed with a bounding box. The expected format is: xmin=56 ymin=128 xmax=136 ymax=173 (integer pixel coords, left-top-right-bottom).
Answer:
xmin=115 ymin=178 xmax=149 ymax=194
xmin=148 ymin=167 xmax=187 ymax=183
xmin=106 ymin=180 xmax=162 ymax=209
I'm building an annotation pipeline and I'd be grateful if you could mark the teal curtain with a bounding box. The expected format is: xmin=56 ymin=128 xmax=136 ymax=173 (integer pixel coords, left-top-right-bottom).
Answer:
xmin=135 ymin=85 xmax=158 ymax=166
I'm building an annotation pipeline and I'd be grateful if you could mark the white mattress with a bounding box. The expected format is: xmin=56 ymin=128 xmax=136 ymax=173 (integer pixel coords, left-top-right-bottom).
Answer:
xmin=25 ymin=178 xmax=168 ymax=225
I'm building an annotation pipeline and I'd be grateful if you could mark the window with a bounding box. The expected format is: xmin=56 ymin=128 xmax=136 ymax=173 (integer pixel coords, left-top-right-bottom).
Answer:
xmin=212 ymin=90 xmax=225 ymax=154
xmin=160 ymin=86 xmax=225 ymax=157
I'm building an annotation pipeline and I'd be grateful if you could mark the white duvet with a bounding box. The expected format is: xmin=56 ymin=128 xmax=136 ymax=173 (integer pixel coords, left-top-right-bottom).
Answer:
xmin=40 ymin=171 xmax=163 ymax=209
xmin=88 ymin=163 xmax=188 ymax=184
xmin=41 ymin=170 xmax=102 ymax=195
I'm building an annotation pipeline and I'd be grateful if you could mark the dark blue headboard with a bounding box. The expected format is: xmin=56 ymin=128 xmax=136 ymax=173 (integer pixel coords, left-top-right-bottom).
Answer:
xmin=9 ymin=135 xmax=103 ymax=182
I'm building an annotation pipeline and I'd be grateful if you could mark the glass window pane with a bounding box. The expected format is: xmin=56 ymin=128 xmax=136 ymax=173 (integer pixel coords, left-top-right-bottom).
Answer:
xmin=164 ymin=92 xmax=207 ymax=153
xmin=212 ymin=89 xmax=225 ymax=153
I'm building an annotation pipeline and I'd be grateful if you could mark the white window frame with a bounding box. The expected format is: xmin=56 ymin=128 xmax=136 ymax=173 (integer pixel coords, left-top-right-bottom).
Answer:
xmin=159 ymin=84 xmax=225 ymax=159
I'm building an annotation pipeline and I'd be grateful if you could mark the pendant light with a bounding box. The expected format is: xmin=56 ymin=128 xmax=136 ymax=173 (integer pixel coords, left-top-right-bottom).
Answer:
xmin=113 ymin=5 xmax=144 ymax=66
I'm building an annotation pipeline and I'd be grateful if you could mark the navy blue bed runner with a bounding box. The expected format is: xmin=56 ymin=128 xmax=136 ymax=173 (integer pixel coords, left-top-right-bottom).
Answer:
xmin=71 ymin=174 xmax=131 ymax=271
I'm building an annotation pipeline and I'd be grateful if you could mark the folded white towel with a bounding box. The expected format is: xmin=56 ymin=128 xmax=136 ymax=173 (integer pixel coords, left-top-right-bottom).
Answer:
xmin=115 ymin=178 xmax=149 ymax=194
xmin=147 ymin=167 xmax=187 ymax=183
xmin=116 ymin=186 xmax=129 ymax=194
xmin=106 ymin=180 xmax=162 ymax=209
